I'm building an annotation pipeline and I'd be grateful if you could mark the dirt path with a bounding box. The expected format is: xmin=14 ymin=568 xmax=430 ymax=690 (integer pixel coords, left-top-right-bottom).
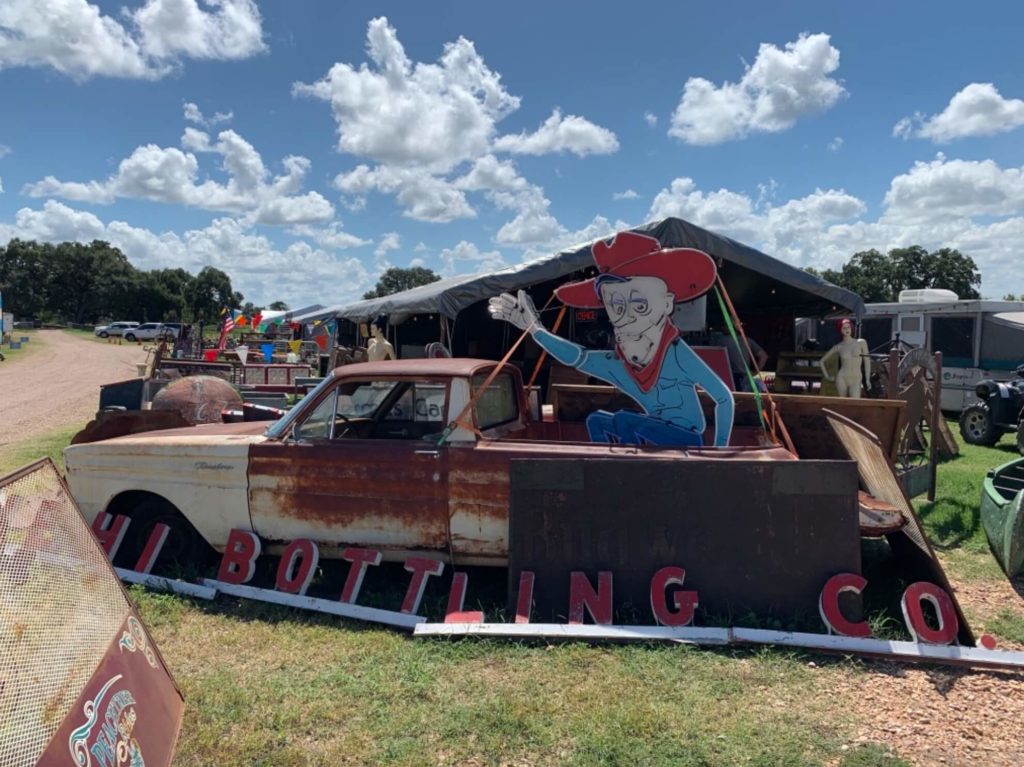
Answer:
xmin=0 ymin=330 xmax=148 ymax=447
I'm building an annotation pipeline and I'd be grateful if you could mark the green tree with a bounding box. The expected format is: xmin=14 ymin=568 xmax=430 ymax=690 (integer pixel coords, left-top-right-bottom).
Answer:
xmin=267 ymin=300 xmax=289 ymax=310
xmin=186 ymin=266 xmax=242 ymax=323
xmin=818 ymin=246 xmax=981 ymax=302
xmin=363 ymin=266 xmax=440 ymax=299
xmin=1004 ymin=293 xmax=1021 ymax=301
xmin=0 ymin=239 xmax=50 ymax=318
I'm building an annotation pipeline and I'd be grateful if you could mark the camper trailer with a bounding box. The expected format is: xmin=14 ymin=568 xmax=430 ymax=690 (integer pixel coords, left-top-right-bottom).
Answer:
xmin=863 ymin=290 xmax=1024 ymax=412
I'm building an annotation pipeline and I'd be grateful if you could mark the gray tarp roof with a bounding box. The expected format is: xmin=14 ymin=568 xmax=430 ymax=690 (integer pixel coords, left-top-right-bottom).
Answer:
xmin=293 ymin=217 xmax=864 ymax=324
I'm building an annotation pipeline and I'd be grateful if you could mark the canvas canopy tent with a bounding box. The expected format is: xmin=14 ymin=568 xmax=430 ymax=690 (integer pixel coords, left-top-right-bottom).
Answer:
xmin=292 ymin=218 xmax=864 ymax=326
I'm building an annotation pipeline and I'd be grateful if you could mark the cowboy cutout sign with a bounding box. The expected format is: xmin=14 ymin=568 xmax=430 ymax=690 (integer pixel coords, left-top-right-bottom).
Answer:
xmin=489 ymin=232 xmax=734 ymax=447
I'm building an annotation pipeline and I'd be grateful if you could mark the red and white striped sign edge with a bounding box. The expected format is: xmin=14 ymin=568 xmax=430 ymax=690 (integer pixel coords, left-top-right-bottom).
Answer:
xmin=412 ymin=623 xmax=1024 ymax=670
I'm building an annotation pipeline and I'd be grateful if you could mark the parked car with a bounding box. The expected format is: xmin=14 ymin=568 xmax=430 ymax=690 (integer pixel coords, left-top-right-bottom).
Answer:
xmin=63 ymin=358 xmax=794 ymax=566
xmin=94 ymin=321 xmax=139 ymax=338
xmin=123 ymin=323 xmax=176 ymax=342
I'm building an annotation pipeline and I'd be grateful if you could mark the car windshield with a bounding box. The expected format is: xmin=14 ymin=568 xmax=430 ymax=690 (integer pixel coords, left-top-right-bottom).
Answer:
xmin=264 ymin=373 xmax=335 ymax=438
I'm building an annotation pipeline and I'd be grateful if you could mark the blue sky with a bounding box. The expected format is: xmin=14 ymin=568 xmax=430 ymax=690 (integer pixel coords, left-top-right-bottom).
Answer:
xmin=2 ymin=1 xmax=1024 ymax=307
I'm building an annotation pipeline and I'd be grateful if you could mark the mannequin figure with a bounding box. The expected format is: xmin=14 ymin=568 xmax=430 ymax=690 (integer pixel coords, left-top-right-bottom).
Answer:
xmin=366 ymin=324 xmax=396 ymax=361
xmin=819 ymin=318 xmax=870 ymax=398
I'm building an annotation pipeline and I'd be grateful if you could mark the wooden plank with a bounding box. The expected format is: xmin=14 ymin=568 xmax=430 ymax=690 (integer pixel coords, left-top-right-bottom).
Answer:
xmin=413 ymin=622 xmax=731 ymax=644
xmin=116 ymin=567 xmax=217 ymax=600
xmin=202 ymin=579 xmax=426 ymax=629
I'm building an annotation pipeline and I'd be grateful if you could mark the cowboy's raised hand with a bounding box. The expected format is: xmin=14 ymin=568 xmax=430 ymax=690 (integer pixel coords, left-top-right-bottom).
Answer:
xmin=488 ymin=290 xmax=540 ymax=332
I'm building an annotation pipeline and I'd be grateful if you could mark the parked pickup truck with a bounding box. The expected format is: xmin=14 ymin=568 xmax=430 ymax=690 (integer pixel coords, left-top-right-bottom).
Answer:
xmin=63 ymin=358 xmax=793 ymax=566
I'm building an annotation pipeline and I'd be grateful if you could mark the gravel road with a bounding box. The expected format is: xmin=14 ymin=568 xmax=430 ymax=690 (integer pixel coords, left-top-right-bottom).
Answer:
xmin=0 ymin=330 xmax=148 ymax=447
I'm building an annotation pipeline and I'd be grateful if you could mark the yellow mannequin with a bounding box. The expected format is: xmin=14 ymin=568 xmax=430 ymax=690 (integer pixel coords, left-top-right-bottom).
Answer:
xmin=819 ymin=319 xmax=870 ymax=397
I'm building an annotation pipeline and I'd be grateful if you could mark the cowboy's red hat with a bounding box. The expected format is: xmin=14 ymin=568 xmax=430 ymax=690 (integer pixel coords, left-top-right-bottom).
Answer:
xmin=554 ymin=232 xmax=717 ymax=309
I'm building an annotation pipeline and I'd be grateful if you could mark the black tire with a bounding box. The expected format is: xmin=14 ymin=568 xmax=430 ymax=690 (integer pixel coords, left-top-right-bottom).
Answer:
xmin=959 ymin=402 xmax=1001 ymax=446
xmin=124 ymin=333 xmax=136 ymax=342
xmin=98 ymin=331 xmax=109 ymax=338
xmin=1016 ymin=419 xmax=1024 ymax=456
xmin=113 ymin=496 xmax=215 ymax=572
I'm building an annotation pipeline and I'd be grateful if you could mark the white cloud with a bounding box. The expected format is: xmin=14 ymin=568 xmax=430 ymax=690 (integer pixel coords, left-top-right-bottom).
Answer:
xmin=294 ymin=16 xmax=519 ymax=173
xmin=408 ymin=257 xmax=425 ymax=268
xmin=288 ymin=223 xmax=371 ymax=250
xmin=0 ymin=0 xmax=265 ymax=81
xmin=297 ymin=17 xmax=612 ymax=239
xmin=893 ymin=83 xmax=1024 ymax=143
xmin=374 ymin=231 xmax=401 ymax=258
xmin=414 ymin=242 xmax=428 ymax=252
xmin=133 ymin=0 xmax=266 ymax=61
xmin=25 ymin=129 xmax=334 ymax=225
xmin=493 ymin=109 xmax=618 ymax=156
xmin=669 ymin=32 xmax=845 ymax=145
xmin=644 ymin=112 xmax=657 ymax=128
xmin=183 ymin=101 xmax=233 ymax=127
xmin=335 ymin=165 xmax=475 ymax=223
xmin=613 ymin=189 xmax=639 ymax=201
xmin=0 ymin=145 xmax=11 ymax=159
xmin=0 ymin=202 xmax=371 ymax=306
xmin=438 ymin=240 xmax=506 ymax=277
xmin=0 ymin=177 xmax=3 ymax=194
xmin=882 ymin=154 xmax=1024 ymax=222
xmin=828 ymin=137 xmax=843 ymax=151
xmin=643 ymin=159 xmax=1024 ymax=296
xmin=0 ymin=199 xmax=106 ymax=242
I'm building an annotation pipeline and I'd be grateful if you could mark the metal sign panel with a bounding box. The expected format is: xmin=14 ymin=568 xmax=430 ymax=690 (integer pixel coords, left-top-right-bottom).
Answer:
xmin=508 ymin=458 xmax=861 ymax=622
xmin=0 ymin=459 xmax=183 ymax=767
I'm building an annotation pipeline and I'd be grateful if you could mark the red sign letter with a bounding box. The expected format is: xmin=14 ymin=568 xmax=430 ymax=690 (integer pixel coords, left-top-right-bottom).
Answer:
xmin=444 ymin=571 xmax=484 ymax=623
xmin=515 ymin=571 xmax=535 ymax=624
xmin=339 ymin=547 xmax=381 ymax=604
xmin=818 ymin=573 xmax=871 ymax=637
xmin=216 ymin=529 xmax=261 ymax=584
xmin=275 ymin=539 xmax=320 ymax=595
xmin=568 ymin=571 xmax=613 ymax=625
xmin=91 ymin=513 xmax=131 ymax=560
xmin=649 ymin=566 xmax=698 ymax=627
xmin=901 ymin=582 xmax=958 ymax=645
xmin=401 ymin=556 xmax=445 ymax=614
xmin=133 ymin=523 xmax=170 ymax=574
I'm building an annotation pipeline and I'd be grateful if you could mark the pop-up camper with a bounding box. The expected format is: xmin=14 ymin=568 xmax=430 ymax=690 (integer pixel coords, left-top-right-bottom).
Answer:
xmin=863 ymin=290 xmax=1024 ymax=412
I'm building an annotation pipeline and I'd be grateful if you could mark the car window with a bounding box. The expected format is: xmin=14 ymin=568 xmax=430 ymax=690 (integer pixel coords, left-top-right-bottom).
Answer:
xmin=295 ymin=389 xmax=338 ymax=441
xmin=472 ymin=372 xmax=519 ymax=430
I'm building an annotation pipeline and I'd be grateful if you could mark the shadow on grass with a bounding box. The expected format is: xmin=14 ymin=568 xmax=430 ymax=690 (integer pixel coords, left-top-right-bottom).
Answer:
xmin=916 ymin=497 xmax=981 ymax=550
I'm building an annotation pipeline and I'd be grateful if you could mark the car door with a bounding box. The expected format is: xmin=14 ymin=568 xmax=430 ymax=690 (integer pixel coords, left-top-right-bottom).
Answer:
xmin=248 ymin=377 xmax=451 ymax=556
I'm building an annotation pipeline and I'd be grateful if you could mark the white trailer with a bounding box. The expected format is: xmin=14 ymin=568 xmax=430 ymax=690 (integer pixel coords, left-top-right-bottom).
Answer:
xmin=863 ymin=290 xmax=1024 ymax=412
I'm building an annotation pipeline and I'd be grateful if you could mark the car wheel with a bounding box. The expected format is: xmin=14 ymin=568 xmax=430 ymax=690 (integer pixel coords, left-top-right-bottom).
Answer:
xmin=114 ymin=496 xmax=215 ymax=572
xmin=124 ymin=333 xmax=136 ymax=342
xmin=959 ymin=402 xmax=1001 ymax=446
xmin=99 ymin=331 xmax=109 ymax=338
xmin=1017 ymin=419 xmax=1024 ymax=456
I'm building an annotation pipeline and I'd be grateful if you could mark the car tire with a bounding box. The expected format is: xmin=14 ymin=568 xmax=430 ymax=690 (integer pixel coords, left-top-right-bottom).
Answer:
xmin=959 ymin=402 xmax=1002 ymax=446
xmin=114 ymin=496 xmax=215 ymax=572
xmin=124 ymin=333 xmax=136 ymax=342
xmin=1016 ymin=419 xmax=1024 ymax=456
xmin=99 ymin=331 xmax=109 ymax=338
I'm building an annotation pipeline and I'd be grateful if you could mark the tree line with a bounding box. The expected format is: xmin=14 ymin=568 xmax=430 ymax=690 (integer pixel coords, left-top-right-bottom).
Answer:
xmin=806 ymin=245 xmax=982 ymax=303
xmin=0 ymin=238 xmax=249 ymax=325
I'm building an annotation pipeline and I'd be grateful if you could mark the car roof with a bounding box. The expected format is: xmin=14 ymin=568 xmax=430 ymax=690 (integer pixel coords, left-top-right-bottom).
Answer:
xmin=332 ymin=357 xmax=519 ymax=379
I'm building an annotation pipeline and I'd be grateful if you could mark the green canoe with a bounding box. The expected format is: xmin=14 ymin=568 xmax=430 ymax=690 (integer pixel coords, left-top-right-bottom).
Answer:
xmin=981 ymin=457 xmax=1024 ymax=577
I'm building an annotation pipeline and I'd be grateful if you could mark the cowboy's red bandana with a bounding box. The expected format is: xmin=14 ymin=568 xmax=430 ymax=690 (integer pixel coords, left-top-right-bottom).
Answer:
xmin=616 ymin=323 xmax=680 ymax=393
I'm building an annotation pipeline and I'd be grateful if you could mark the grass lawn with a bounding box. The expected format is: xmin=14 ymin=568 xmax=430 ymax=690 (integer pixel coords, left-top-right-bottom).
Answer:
xmin=3 ymin=419 xmax=1022 ymax=765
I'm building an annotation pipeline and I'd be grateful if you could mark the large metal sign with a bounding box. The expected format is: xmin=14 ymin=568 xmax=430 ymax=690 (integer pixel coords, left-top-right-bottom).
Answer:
xmin=507 ymin=457 xmax=862 ymax=622
xmin=0 ymin=460 xmax=183 ymax=767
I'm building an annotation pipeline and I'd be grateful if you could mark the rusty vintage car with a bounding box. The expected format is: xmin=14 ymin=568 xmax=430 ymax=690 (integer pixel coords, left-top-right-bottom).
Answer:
xmin=63 ymin=358 xmax=794 ymax=566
